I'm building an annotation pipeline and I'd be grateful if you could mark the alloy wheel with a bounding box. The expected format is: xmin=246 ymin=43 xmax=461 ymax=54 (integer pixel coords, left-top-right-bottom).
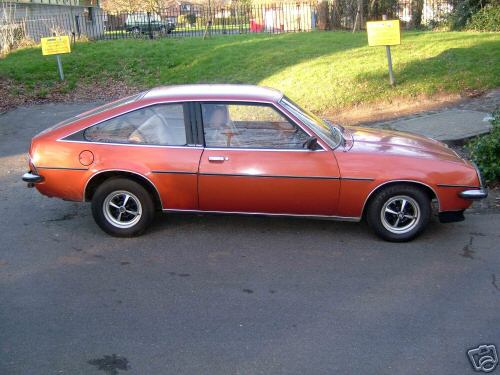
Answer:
xmin=380 ymin=195 xmax=420 ymax=234
xmin=103 ymin=190 xmax=142 ymax=229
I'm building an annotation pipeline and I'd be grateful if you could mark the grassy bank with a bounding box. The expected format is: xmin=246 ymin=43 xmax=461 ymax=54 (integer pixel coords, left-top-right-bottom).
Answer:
xmin=0 ymin=31 xmax=498 ymax=114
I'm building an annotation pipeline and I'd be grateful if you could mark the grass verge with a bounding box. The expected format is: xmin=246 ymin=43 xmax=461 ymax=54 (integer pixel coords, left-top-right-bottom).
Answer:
xmin=0 ymin=31 xmax=499 ymax=115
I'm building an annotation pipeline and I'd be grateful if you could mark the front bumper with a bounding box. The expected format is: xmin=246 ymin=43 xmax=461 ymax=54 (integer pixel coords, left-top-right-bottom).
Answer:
xmin=22 ymin=172 xmax=44 ymax=185
xmin=459 ymin=188 xmax=488 ymax=200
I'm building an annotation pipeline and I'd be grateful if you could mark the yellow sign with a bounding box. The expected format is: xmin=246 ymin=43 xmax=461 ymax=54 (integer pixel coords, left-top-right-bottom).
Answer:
xmin=366 ymin=20 xmax=401 ymax=46
xmin=41 ymin=36 xmax=71 ymax=56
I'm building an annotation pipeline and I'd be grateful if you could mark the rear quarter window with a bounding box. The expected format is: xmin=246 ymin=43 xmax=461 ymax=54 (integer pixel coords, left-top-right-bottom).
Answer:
xmin=84 ymin=104 xmax=188 ymax=146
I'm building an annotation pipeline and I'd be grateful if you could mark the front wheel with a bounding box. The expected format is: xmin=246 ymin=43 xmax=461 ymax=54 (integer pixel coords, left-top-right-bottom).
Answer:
xmin=366 ymin=184 xmax=431 ymax=242
xmin=91 ymin=178 xmax=154 ymax=237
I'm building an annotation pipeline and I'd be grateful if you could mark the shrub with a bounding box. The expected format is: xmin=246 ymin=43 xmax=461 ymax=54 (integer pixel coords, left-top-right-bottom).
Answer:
xmin=177 ymin=14 xmax=197 ymax=27
xmin=1 ymin=3 xmax=28 ymax=55
xmin=185 ymin=13 xmax=197 ymax=25
xmin=445 ymin=0 xmax=492 ymax=30
xmin=467 ymin=110 xmax=500 ymax=183
xmin=467 ymin=5 xmax=500 ymax=31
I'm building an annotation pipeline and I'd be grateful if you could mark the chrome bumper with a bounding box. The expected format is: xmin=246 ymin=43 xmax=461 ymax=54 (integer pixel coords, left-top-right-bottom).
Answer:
xmin=459 ymin=162 xmax=488 ymax=200
xmin=459 ymin=188 xmax=488 ymax=200
xmin=22 ymin=172 xmax=43 ymax=184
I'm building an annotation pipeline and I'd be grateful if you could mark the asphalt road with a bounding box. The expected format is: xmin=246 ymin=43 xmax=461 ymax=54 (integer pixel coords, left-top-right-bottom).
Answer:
xmin=1 ymin=103 xmax=500 ymax=375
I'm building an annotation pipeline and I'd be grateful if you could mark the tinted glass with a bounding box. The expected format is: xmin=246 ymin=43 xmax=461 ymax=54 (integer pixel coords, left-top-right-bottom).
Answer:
xmin=84 ymin=104 xmax=187 ymax=146
xmin=202 ymin=103 xmax=309 ymax=149
xmin=280 ymin=97 xmax=342 ymax=149
xmin=38 ymin=93 xmax=143 ymax=136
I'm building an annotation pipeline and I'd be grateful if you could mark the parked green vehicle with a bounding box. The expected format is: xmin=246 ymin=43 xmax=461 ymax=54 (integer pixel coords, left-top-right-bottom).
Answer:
xmin=125 ymin=13 xmax=175 ymax=35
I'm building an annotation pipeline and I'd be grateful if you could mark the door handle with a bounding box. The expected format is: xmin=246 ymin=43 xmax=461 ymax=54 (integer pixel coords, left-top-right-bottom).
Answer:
xmin=208 ymin=156 xmax=228 ymax=162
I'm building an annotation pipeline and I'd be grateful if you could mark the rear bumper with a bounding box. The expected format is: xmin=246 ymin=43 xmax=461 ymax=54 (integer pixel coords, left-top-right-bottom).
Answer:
xmin=459 ymin=188 xmax=488 ymax=200
xmin=22 ymin=172 xmax=44 ymax=185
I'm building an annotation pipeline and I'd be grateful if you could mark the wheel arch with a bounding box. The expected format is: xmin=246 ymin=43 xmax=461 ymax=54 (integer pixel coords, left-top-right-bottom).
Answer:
xmin=361 ymin=180 xmax=439 ymax=218
xmin=84 ymin=170 xmax=163 ymax=210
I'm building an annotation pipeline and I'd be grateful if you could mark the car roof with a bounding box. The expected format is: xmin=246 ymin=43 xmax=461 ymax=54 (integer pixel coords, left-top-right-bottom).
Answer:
xmin=142 ymin=84 xmax=284 ymax=102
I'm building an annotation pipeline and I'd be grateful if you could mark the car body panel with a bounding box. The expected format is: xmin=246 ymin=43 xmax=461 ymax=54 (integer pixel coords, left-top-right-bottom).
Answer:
xmin=34 ymin=138 xmax=203 ymax=209
xmin=331 ymin=126 xmax=479 ymax=216
xmin=198 ymin=148 xmax=341 ymax=214
xmin=25 ymin=84 xmax=483 ymax=223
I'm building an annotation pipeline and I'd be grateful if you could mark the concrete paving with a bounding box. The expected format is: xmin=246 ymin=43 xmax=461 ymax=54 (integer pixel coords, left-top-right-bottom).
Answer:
xmin=370 ymin=109 xmax=493 ymax=142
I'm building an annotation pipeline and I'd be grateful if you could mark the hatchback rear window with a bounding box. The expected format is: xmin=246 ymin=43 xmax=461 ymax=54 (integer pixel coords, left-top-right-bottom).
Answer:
xmin=38 ymin=93 xmax=144 ymax=135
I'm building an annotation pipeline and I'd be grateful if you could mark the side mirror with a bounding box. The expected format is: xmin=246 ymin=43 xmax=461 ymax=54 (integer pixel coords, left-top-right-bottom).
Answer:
xmin=303 ymin=136 xmax=319 ymax=150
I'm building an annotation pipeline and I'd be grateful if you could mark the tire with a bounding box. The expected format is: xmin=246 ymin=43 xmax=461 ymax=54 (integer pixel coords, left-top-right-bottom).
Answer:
xmin=366 ymin=184 xmax=431 ymax=242
xmin=91 ymin=178 xmax=155 ymax=237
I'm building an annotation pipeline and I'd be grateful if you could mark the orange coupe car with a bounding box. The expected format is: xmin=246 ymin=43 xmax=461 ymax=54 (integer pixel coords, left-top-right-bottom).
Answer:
xmin=23 ymin=85 xmax=487 ymax=241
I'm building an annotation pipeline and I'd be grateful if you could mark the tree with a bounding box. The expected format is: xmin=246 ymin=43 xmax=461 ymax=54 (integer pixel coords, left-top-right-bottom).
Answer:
xmin=101 ymin=0 xmax=177 ymax=13
xmin=410 ymin=0 xmax=424 ymax=28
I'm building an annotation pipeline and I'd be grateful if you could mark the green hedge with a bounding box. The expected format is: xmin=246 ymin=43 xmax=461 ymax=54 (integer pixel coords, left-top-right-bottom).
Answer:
xmin=467 ymin=5 xmax=500 ymax=31
xmin=468 ymin=110 xmax=500 ymax=183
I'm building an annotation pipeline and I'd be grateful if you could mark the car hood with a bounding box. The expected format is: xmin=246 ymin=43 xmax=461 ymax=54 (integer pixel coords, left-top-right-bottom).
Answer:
xmin=343 ymin=126 xmax=464 ymax=163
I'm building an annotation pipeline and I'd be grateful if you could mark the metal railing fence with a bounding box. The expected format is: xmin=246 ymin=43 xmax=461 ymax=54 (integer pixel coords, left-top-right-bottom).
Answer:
xmin=0 ymin=1 xmax=460 ymax=43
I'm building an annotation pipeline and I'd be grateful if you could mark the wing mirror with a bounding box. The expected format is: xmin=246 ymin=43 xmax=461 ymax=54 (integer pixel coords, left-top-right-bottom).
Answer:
xmin=303 ymin=136 xmax=319 ymax=150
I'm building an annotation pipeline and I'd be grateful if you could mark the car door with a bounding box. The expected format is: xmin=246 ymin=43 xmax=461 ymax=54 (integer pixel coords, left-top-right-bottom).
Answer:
xmin=197 ymin=102 xmax=341 ymax=215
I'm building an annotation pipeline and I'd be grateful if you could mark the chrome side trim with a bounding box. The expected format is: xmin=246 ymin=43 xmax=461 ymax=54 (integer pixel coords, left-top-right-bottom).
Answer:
xmin=198 ymin=173 xmax=340 ymax=180
xmin=360 ymin=179 xmax=441 ymax=214
xmin=57 ymin=99 xmax=331 ymax=152
xmin=83 ymin=169 xmax=164 ymax=207
xmin=162 ymin=208 xmax=361 ymax=222
xmin=151 ymin=170 xmax=196 ymax=175
xmin=341 ymin=177 xmax=375 ymax=181
xmin=58 ymin=139 xmax=204 ymax=149
xmin=203 ymin=147 xmax=325 ymax=152
xmin=58 ymin=99 xmax=282 ymax=142
xmin=437 ymin=183 xmax=481 ymax=189
xmin=37 ymin=166 xmax=88 ymax=171
xmin=459 ymin=189 xmax=488 ymax=200
xmin=149 ymin=171 xmax=375 ymax=181
xmin=59 ymin=139 xmax=321 ymax=153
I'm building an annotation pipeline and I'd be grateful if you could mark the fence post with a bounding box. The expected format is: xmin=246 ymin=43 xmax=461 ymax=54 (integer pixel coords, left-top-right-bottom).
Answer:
xmin=75 ymin=15 xmax=81 ymax=38
xmin=147 ymin=11 xmax=153 ymax=39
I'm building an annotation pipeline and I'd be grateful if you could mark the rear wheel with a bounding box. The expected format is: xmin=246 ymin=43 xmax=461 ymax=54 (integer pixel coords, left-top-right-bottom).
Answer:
xmin=366 ymin=184 xmax=431 ymax=242
xmin=91 ymin=178 xmax=154 ymax=237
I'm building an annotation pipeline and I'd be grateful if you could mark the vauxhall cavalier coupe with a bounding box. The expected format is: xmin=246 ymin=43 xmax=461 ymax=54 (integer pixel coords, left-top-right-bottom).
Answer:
xmin=23 ymin=85 xmax=487 ymax=241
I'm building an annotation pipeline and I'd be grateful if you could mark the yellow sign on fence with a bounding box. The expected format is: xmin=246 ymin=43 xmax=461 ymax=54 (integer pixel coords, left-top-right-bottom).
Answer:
xmin=366 ymin=20 xmax=401 ymax=46
xmin=41 ymin=36 xmax=71 ymax=56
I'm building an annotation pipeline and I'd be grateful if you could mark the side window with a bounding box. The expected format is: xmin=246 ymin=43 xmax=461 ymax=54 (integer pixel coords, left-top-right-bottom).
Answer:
xmin=84 ymin=104 xmax=187 ymax=146
xmin=201 ymin=103 xmax=310 ymax=149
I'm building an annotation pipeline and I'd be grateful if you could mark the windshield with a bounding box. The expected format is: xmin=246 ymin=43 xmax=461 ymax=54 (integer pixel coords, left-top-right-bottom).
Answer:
xmin=280 ymin=96 xmax=342 ymax=149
